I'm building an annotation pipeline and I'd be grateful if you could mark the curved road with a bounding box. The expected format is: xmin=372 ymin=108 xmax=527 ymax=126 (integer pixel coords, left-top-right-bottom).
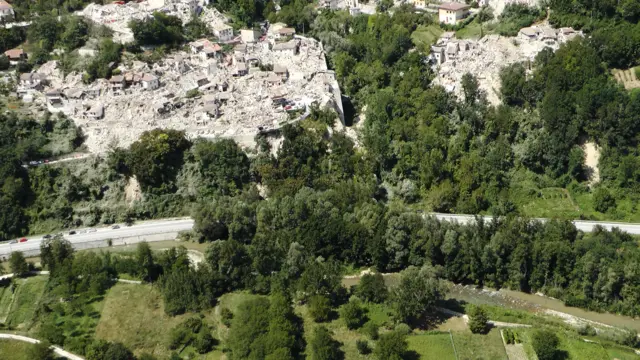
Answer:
xmin=0 ymin=333 xmax=84 ymax=360
xmin=2 ymin=214 xmax=640 ymax=257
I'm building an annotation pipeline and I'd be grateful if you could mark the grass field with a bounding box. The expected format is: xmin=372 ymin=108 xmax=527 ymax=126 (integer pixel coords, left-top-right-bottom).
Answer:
xmin=95 ymin=282 xmax=224 ymax=359
xmin=95 ymin=283 xmax=190 ymax=358
xmin=411 ymin=24 xmax=443 ymax=50
xmin=452 ymin=328 xmax=508 ymax=360
xmin=606 ymin=346 xmax=640 ymax=360
xmin=0 ymin=340 xmax=37 ymax=360
xmin=0 ymin=285 xmax=13 ymax=322
xmin=407 ymin=332 xmax=456 ymax=360
xmin=1 ymin=276 xmax=47 ymax=329
xmin=559 ymin=335 xmax=610 ymax=360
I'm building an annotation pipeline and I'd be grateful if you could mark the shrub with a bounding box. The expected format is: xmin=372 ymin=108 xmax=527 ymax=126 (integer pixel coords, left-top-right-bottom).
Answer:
xmin=577 ymin=324 xmax=597 ymax=336
xmin=468 ymin=305 xmax=489 ymax=334
xmin=28 ymin=340 xmax=54 ymax=360
xmin=168 ymin=325 xmax=190 ymax=350
xmin=340 ymin=299 xmax=367 ymax=330
xmin=394 ymin=323 xmax=411 ymax=335
xmin=374 ymin=330 xmax=408 ymax=360
xmin=221 ymin=307 xmax=234 ymax=327
xmin=310 ymin=326 xmax=343 ymax=360
xmin=356 ymin=273 xmax=387 ymax=303
xmin=186 ymin=89 xmax=201 ymax=98
xmin=635 ymin=67 xmax=640 ymax=81
xmin=362 ymin=322 xmax=379 ymax=340
xmin=194 ymin=331 xmax=215 ymax=354
xmin=356 ymin=339 xmax=371 ymax=354
xmin=593 ymin=187 xmax=616 ymax=213
xmin=0 ymin=55 xmax=9 ymax=70
xmin=308 ymin=295 xmax=332 ymax=322
xmin=531 ymin=329 xmax=560 ymax=360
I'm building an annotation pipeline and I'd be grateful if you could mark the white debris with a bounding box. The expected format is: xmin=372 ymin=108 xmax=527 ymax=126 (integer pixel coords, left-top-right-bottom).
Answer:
xmin=21 ymin=33 xmax=343 ymax=154
xmin=430 ymin=24 xmax=582 ymax=105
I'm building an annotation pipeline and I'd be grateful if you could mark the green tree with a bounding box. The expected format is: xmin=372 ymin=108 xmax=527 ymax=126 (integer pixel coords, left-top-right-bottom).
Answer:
xmin=193 ymin=138 xmax=251 ymax=196
xmin=0 ymin=55 xmax=9 ymax=71
xmin=374 ymin=330 xmax=407 ymax=360
xmin=500 ymin=63 xmax=527 ymax=106
xmin=531 ymin=329 xmax=560 ymax=360
xmin=136 ymin=242 xmax=157 ymax=282
xmin=27 ymin=15 xmax=61 ymax=52
xmin=59 ymin=17 xmax=89 ymax=51
xmin=390 ymin=265 xmax=447 ymax=325
xmin=356 ymin=339 xmax=371 ymax=355
xmin=593 ymin=187 xmax=616 ymax=213
xmin=38 ymin=318 xmax=65 ymax=345
xmin=221 ymin=307 xmax=233 ymax=327
xmin=126 ymin=129 xmax=191 ymax=192
xmin=40 ymin=236 xmax=74 ymax=280
xmin=308 ymin=295 xmax=332 ymax=322
xmin=468 ymin=305 xmax=489 ymax=334
xmin=462 ymin=72 xmax=483 ymax=105
xmin=362 ymin=322 xmax=379 ymax=340
xmin=130 ymin=12 xmax=184 ymax=46
xmin=310 ymin=326 xmax=343 ymax=360
xmin=9 ymin=251 xmax=29 ymax=277
xmin=340 ymin=299 xmax=366 ymax=330
xmin=227 ymin=298 xmax=271 ymax=359
xmin=194 ymin=330 xmax=215 ymax=354
xmin=355 ymin=273 xmax=387 ymax=303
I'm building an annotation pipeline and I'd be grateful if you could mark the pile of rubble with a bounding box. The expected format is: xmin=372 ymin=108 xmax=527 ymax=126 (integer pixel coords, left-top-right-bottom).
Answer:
xmin=81 ymin=0 xmax=229 ymax=44
xmin=430 ymin=24 xmax=582 ymax=105
xmin=15 ymin=26 xmax=344 ymax=153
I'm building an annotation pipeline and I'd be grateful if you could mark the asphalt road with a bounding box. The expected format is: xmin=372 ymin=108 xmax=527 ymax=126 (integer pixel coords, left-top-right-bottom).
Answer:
xmin=2 ymin=214 xmax=640 ymax=257
xmin=431 ymin=213 xmax=640 ymax=234
xmin=0 ymin=218 xmax=194 ymax=257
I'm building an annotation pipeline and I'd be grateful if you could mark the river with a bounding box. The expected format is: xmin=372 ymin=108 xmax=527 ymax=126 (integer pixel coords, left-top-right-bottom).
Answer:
xmin=343 ymin=273 xmax=640 ymax=332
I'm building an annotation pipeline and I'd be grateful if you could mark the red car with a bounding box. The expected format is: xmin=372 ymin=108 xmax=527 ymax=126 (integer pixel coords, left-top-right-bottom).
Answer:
xmin=19 ymin=238 xmax=28 ymax=242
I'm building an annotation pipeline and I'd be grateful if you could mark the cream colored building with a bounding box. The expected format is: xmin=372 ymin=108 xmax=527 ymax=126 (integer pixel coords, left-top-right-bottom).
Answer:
xmin=0 ymin=1 xmax=15 ymax=23
xmin=438 ymin=2 xmax=470 ymax=25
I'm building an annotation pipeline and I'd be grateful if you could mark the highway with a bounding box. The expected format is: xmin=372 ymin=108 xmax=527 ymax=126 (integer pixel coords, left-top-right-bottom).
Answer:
xmin=0 ymin=218 xmax=194 ymax=257
xmin=431 ymin=213 xmax=640 ymax=234
xmin=2 ymin=214 xmax=640 ymax=257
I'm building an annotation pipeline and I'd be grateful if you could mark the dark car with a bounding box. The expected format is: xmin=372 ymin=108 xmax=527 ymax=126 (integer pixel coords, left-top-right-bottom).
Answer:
xmin=69 ymin=230 xmax=77 ymax=235
xmin=43 ymin=234 xmax=52 ymax=239
xmin=111 ymin=225 xmax=120 ymax=230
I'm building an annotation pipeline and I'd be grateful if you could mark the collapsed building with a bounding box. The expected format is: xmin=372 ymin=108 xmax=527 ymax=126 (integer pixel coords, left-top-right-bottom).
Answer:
xmin=430 ymin=24 xmax=582 ymax=105
xmin=17 ymin=28 xmax=344 ymax=153
xmin=81 ymin=0 xmax=229 ymax=44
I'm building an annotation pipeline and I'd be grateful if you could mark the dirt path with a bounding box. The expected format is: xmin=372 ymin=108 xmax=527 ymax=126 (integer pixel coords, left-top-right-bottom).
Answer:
xmin=124 ymin=176 xmax=142 ymax=205
xmin=584 ymin=142 xmax=600 ymax=185
xmin=0 ymin=333 xmax=84 ymax=360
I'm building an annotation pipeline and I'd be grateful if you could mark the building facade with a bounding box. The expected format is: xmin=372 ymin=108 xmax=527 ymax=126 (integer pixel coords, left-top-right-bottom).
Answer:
xmin=438 ymin=2 xmax=470 ymax=25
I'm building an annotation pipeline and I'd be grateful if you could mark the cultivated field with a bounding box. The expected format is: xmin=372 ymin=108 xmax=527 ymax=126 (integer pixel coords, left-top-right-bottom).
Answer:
xmin=407 ymin=332 xmax=457 ymax=360
xmin=613 ymin=68 xmax=640 ymax=90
